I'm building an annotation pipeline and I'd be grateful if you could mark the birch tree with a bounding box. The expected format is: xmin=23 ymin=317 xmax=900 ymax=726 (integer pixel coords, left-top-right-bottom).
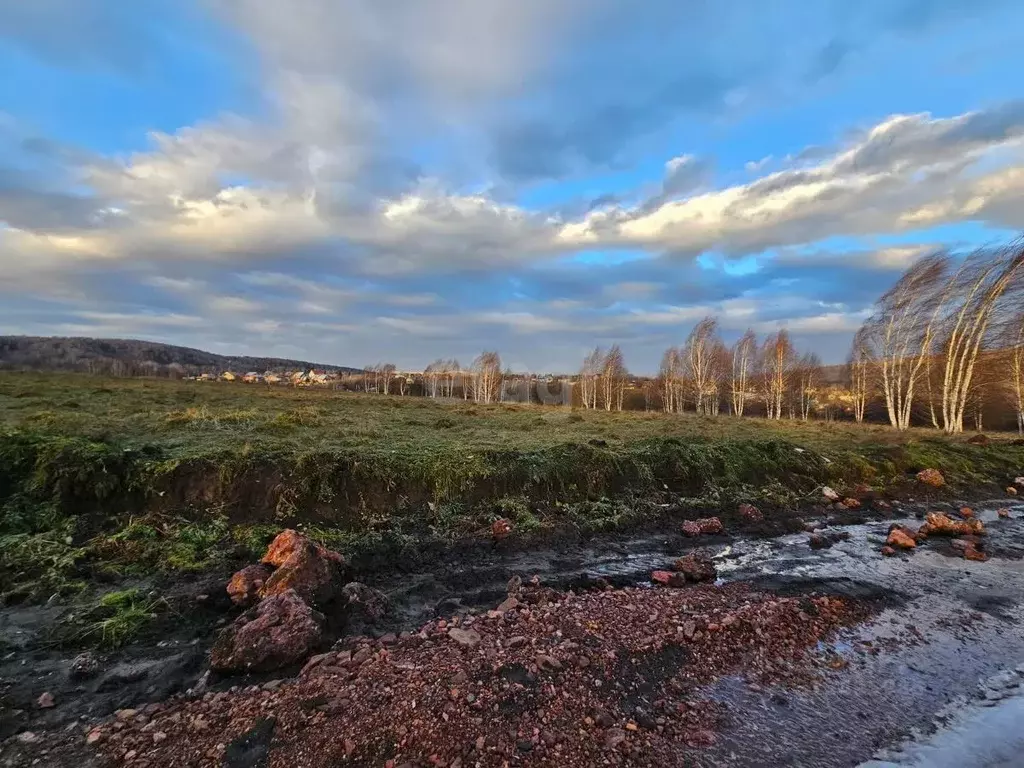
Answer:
xmin=579 ymin=348 xmax=603 ymax=410
xmin=795 ymin=352 xmax=821 ymax=421
xmin=730 ymin=330 xmax=757 ymax=416
xmin=658 ymin=347 xmax=683 ymax=413
xmin=471 ymin=351 xmax=502 ymax=404
xmin=600 ymin=345 xmax=627 ymax=411
xmin=848 ymin=327 xmax=872 ymax=424
xmin=936 ymin=245 xmax=1024 ymax=433
xmin=684 ymin=317 xmax=719 ymax=416
xmin=759 ymin=330 xmax=795 ymax=420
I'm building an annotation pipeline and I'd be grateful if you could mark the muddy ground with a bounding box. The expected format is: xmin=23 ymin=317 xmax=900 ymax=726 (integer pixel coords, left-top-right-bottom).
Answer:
xmin=2 ymin=499 xmax=1024 ymax=766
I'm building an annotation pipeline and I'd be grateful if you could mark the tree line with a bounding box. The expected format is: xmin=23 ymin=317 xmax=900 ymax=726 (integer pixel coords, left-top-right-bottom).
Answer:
xmin=353 ymin=241 xmax=1024 ymax=432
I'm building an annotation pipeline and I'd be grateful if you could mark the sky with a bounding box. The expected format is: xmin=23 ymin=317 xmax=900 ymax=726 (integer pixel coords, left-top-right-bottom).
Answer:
xmin=2 ymin=1 xmax=1024 ymax=373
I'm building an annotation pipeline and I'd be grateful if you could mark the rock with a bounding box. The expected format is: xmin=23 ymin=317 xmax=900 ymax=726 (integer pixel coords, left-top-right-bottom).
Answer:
xmin=227 ymin=564 xmax=273 ymax=607
xmin=967 ymin=433 xmax=990 ymax=446
xmin=341 ymin=582 xmax=390 ymax=624
xmin=492 ymin=518 xmax=513 ymax=540
xmin=1015 ymin=476 xmax=1024 ymax=487
xmin=496 ymin=596 xmax=519 ymax=613
xmin=998 ymin=508 xmax=1011 ymax=519
xmin=259 ymin=531 xmax=347 ymax=607
xmin=925 ymin=512 xmax=985 ymax=537
xmin=841 ymin=498 xmax=861 ymax=510
xmin=886 ymin=528 xmax=917 ymax=550
xmin=535 ymin=654 xmax=562 ymax=672
xmin=69 ymin=652 xmax=100 ymax=681
xmin=916 ymin=468 xmax=945 ymax=488
xmin=448 ymin=628 xmax=482 ymax=648
xmin=650 ymin=570 xmax=686 ymax=587
xmin=605 ymin=728 xmax=627 ymax=750
xmin=738 ymin=503 xmax=763 ymax=522
xmin=672 ymin=552 xmax=717 ymax=583
xmin=1008 ymin=487 xmax=1018 ymax=496
xmin=876 ymin=500 xmax=892 ymax=511
xmin=86 ymin=729 xmax=104 ymax=745
xmin=808 ymin=534 xmax=832 ymax=550
xmin=36 ymin=692 xmax=55 ymax=709
xmin=224 ymin=717 xmax=276 ymax=768
xmin=951 ymin=538 xmax=971 ymax=552
xmin=210 ymin=589 xmax=324 ymax=673
xmin=821 ymin=486 xmax=840 ymax=503
xmin=880 ymin=546 xmax=897 ymax=557
xmin=681 ymin=517 xmax=723 ymax=537
xmin=958 ymin=506 xmax=975 ymax=519
xmin=964 ymin=543 xmax=989 ymax=562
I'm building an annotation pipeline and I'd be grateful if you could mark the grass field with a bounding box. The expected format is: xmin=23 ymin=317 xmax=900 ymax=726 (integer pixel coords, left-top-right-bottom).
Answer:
xmin=2 ymin=371 xmax=1023 ymax=605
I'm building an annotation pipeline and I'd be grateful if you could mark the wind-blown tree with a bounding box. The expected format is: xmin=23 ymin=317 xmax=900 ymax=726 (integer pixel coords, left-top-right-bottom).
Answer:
xmin=935 ymin=244 xmax=1024 ymax=433
xmin=600 ymin=345 xmax=627 ymax=411
xmin=730 ymin=329 xmax=757 ymax=417
xmin=380 ymin=363 xmax=396 ymax=395
xmin=848 ymin=327 xmax=872 ymax=424
xmin=658 ymin=346 xmax=684 ymax=413
xmin=759 ymin=330 xmax=795 ymax=420
xmin=795 ymin=352 xmax=822 ymax=421
xmin=579 ymin=347 xmax=603 ymax=410
xmin=684 ymin=317 xmax=720 ymax=416
xmin=864 ymin=252 xmax=950 ymax=430
xmin=471 ymin=351 xmax=502 ymax=404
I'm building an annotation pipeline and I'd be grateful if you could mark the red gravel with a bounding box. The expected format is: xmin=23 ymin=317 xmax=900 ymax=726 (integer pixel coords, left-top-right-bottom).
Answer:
xmin=88 ymin=582 xmax=871 ymax=767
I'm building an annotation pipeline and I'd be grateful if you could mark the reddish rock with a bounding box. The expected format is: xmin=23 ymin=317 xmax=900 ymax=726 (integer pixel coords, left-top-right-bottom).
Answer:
xmin=341 ymin=582 xmax=390 ymax=624
xmin=998 ymin=508 xmax=1011 ymax=519
xmin=259 ymin=531 xmax=347 ymax=607
xmin=651 ymin=570 xmax=686 ymax=587
xmin=36 ymin=692 xmax=55 ymax=709
xmin=227 ymin=564 xmax=273 ymax=607
xmin=682 ymin=517 xmax=723 ymax=537
xmin=880 ymin=546 xmax=897 ymax=557
xmin=738 ymin=503 xmax=763 ymax=522
xmin=886 ymin=528 xmax=917 ymax=550
xmin=808 ymin=534 xmax=830 ymax=550
xmin=210 ymin=589 xmax=324 ymax=673
xmin=672 ymin=552 xmax=717 ymax=583
xmin=925 ymin=512 xmax=985 ymax=537
xmin=841 ymin=498 xmax=861 ymax=510
xmin=1007 ymin=486 xmax=1018 ymax=496
xmin=492 ymin=518 xmax=513 ymax=540
xmin=821 ymin=486 xmax=840 ymax=503
xmin=963 ymin=546 xmax=988 ymax=562
xmin=958 ymin=506 xmax=975 ymax=519
xmin=916 ymin=468 xmax=945 ymax=488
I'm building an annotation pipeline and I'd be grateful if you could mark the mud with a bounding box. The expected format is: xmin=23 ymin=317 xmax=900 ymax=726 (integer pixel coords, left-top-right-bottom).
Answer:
xmin=2 ymin=499 xmax=1024 ymax=766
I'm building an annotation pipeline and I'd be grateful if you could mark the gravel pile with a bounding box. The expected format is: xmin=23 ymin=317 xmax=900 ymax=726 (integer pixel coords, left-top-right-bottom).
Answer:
xmin=86 ymin=581 xmax=871 ymax=767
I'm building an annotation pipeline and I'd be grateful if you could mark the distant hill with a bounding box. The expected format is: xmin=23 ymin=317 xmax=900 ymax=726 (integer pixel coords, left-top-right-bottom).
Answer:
xmin=0 ymin=336 xmax=361 ymax=378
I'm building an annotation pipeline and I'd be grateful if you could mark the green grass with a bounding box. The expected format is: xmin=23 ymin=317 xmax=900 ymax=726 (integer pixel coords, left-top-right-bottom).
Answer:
xmin=2 ymin=371 xmax=1024 ymax=602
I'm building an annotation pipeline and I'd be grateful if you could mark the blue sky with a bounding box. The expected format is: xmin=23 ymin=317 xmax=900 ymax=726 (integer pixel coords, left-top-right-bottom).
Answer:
xmin=2 ymin=0 xmax=1024 ymax=372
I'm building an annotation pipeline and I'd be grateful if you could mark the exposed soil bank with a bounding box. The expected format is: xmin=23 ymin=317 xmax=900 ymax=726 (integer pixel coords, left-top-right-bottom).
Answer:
xmin=1 ymin=501 xmax=1023 ymax=766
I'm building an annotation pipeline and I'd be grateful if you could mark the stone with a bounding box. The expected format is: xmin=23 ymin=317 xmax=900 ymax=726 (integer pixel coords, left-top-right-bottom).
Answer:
xmin=69 ymin=652 xmax=100 ymax=681
xmin=491 ymin=518 xmax=513 ymax=540
xmin=672 ymin=552 xmax=717 ymax=583
xmin=259 ymin=531 xmax=347 ymax=607
xmin=925 ymin=512 xmax=985 ymax=537
xmin=341 ymin=582 xmax=390 ymax=624
xmin=535 ymin=654 xmax=562 ymax=672
xmin=998 ymin=508 xmax=1011 ymax=519
xmin=916 ymin=468 xmax=945 ymax=488
xmin=605 ymin=728 xmax=627 ymax=750
xmin=86 ymin=729 xmax=104 ymax=745
xmin=964 ymin=544 xmax=989 ymax=562
xmin=959 ymin=507 xmax=975 ymax=519
xmin=880 ymin=546 xmax=897 ymax=557
xmin=738 ymin=503 xmax=763 ymax=522
xmin=1015 ymin=476 xmax=1024 ymax=487
xmin=967 ymin=433 xmax=990 ymax=446
xmin=681 ymin=517 xmax=723 ymax=537
xmin=495 ymin=596 xmax=519 ymax=613
xmin=886 ymin=527 xmax=917 ymax=550
xmin=227 ymin=564 xmax=273 ymax=608
xmin=650 ymin=570 xmax=686 ymax=587
xmin=821 ymin=486 xmax=840 ymax=503
xmin=210 ymin=589 xmax=324 ymax=673
xmin=36 ymin=692 xmax=55 ymax=709
xmin=448 ymin=628 xmax=482 ymax=648
xmin=1007 ymin=487 xmax=1018 ymax=496
xmin=808 ymin=534 xmax=831 ymax=550
xmin=841 ymin=498 xmax=861 ymax=510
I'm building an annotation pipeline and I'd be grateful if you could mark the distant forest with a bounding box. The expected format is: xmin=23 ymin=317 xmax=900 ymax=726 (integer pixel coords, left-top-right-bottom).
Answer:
xmin=0 ymin=336 xmax=360 ymax=378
